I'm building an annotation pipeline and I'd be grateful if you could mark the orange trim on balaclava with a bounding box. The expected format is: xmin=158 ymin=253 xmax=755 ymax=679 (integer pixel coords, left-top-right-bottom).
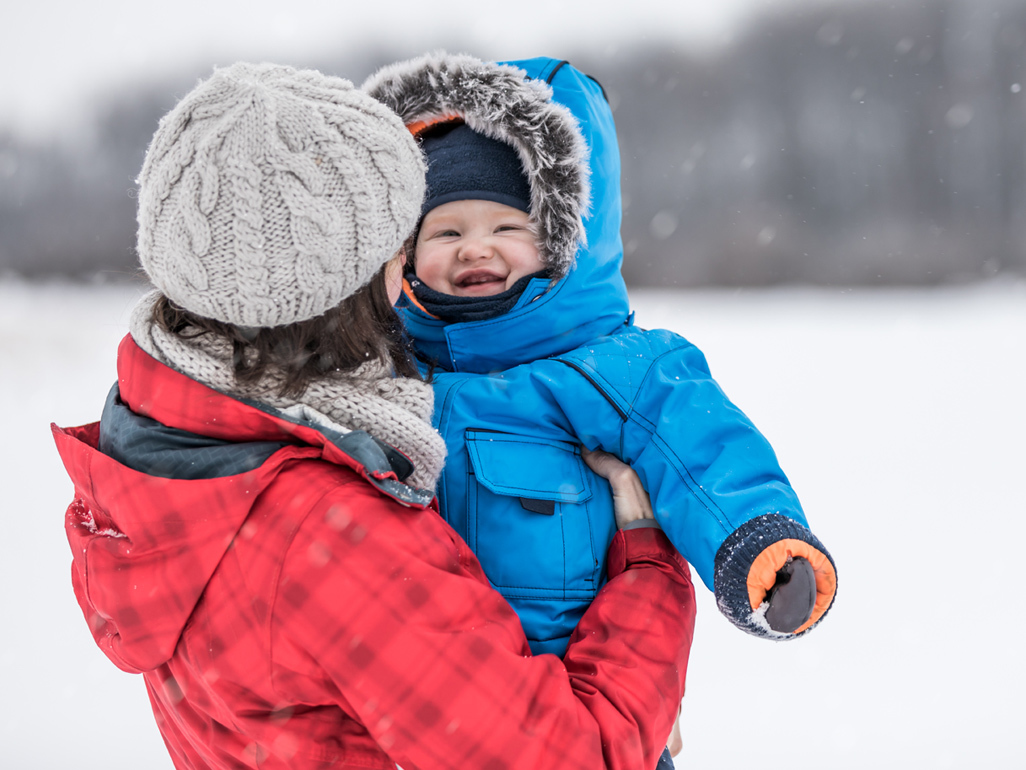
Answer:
xmin=402 ymin=277 xmax=438 ymax=318
xmin=407 ymin=114 xmax=463 ymax=138
xmin=747 ymin=539 xmax=838 ymax=634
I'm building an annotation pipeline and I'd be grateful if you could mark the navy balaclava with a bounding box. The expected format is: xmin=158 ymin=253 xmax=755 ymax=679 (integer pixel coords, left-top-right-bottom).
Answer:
xmin=409 ymin=122 xmax=547 ymax=323
xmin=419 ymin=122 xmax=532 ymax=216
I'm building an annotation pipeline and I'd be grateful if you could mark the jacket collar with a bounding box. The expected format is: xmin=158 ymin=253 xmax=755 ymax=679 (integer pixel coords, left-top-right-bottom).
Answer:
xmin=114 ymin=334 xmax=432 ymax=504
xmin=52 ymin=336 xmax=433 ymax=674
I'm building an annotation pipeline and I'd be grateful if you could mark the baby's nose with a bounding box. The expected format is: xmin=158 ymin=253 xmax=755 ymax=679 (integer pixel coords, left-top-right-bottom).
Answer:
xmin=458 ymin=238 xmax=494 ymax=260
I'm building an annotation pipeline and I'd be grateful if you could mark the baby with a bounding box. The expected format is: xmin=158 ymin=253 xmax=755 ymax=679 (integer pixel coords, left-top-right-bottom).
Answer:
xmin=366 ymin=53 xmax=837 ymax=656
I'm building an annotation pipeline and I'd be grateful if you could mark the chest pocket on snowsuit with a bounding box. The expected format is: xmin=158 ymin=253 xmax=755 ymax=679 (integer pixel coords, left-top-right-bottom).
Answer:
xmin=464 ymin=430 xmax=606 ymax=608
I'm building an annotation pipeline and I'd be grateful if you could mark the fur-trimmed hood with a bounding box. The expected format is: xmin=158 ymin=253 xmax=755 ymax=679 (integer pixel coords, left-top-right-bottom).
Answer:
xmin=363 ymin=54 xmax=629 ymax=374
xmin=363 ymin=51 xmax=589 ymax=278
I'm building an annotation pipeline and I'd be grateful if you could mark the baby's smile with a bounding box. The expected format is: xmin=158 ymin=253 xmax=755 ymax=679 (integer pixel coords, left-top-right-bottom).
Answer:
xmin=414 ymin=199 xmax=544 ymax=298
xmin=455 ymin=269 xmax=508 ymax=295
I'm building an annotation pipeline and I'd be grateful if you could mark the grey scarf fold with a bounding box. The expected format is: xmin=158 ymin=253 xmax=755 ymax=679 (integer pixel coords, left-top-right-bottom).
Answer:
xmin=129 ymin=291 xmax=446 ymax=490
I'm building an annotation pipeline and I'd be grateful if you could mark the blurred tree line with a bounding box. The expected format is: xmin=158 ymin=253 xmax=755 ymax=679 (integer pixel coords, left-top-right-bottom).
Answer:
xmin=3 ymin=0 xmax=1025 ymax=286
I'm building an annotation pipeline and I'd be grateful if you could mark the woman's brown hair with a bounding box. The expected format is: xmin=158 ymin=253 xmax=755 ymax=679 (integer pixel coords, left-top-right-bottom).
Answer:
xmin=152 ymin=262 xmax=421 ymax=399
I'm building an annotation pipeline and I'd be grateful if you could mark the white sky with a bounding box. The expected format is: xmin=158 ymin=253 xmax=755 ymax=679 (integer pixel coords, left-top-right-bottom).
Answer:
xmin=1 ymin=0 xmax=812 ymax=139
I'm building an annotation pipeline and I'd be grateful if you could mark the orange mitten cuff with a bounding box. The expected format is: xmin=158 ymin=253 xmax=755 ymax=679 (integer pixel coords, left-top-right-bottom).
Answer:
xmin=714 ymin=514 xmax=837 ymax=639
xmin=747 ymin=539 xmax=838 ymax=634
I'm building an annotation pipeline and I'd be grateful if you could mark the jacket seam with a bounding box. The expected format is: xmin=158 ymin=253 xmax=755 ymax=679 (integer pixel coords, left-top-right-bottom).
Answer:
xmin=437 ymin=376 xmax=474 ymax=524
xmin=553 ymin=359 xmax=628 ymax=420
xmin=555 ymin=348 xmax=734 ymax=537
xmin=644 ymin=428 xmax=734 ymax=538
xmin=545 ymin=60 xmax=570 ymax=84
xmin=626 ymin=341 xmax=701 ymax=432
xmin=79 ymin=442 xmax=100 ymax=625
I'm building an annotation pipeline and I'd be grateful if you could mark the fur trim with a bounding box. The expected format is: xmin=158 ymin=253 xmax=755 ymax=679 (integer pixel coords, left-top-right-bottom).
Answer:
xmin=363 ymin=52 xmax=590 ymax=278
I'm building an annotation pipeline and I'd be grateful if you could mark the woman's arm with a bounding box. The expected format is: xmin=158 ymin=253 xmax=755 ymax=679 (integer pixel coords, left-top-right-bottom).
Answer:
xmin=585 ymin=447 xmax=686 ymax=759
xmin=274 ymin=477 xmax=695 ymax=770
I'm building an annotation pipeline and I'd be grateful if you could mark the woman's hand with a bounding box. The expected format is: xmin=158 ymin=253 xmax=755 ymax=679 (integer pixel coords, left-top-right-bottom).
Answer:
xmin=582 ymin=447 xmax=657 ymax=530
xmin=668 ymin=703 xmax=683 ymax=756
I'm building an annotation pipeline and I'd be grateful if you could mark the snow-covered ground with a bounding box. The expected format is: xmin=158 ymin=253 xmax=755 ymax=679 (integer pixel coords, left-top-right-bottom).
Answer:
xmin=3 ymin=278 xmax=1023 ymax=768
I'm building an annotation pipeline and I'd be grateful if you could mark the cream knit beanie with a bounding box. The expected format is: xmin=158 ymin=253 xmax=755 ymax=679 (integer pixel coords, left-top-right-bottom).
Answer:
xmin=136 ymin=62 xmax=425 ymax=327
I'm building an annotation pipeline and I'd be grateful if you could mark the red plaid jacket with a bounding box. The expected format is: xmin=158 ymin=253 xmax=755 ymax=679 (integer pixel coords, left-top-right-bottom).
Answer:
xmin=53 ymin=335 xmax=695 ymax=770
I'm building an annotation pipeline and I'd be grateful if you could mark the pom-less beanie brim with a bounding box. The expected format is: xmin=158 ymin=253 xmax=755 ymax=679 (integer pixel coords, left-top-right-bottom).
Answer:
xmin=420 ymin=123 xmax=532 ymax=217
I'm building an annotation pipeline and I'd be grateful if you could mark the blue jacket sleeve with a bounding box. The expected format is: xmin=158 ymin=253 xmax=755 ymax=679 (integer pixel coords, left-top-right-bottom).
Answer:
xmin=552 ymin=329 xmax=837 ymax=638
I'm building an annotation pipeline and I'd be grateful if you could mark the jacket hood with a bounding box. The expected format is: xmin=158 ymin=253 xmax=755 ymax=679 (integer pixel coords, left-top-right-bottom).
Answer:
xmin=364 ymin=51 xmax=590 ymax=278
xmin=53 ymin=335 xmax=431 ymax=673
xmin=363 ymin=53 xmax=629 ymax=373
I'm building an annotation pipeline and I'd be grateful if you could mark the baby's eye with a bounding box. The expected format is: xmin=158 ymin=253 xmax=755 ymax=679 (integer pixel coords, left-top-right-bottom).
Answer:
xmin=495 ymin=224 xmax=525 ymax=233
xmin=433 ymin=229 xmax=460 ymax=238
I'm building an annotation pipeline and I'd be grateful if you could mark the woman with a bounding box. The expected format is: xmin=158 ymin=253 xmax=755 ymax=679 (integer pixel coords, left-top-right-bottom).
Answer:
xmin=52 ymin=62 xmax=695 ymax=770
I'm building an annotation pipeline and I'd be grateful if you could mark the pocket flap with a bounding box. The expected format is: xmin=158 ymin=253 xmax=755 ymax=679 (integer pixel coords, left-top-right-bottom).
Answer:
xmin=466 ymin=431 xmax=593 ymax=504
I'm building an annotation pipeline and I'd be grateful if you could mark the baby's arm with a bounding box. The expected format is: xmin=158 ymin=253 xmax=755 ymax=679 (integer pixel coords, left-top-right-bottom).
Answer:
xmin=622 ymin=340 xmax=836 ymax=638
xmin=550 ymin=335 xmax=837 ymax=640
xmin=584 ymin=443 xmax=822 ymax=637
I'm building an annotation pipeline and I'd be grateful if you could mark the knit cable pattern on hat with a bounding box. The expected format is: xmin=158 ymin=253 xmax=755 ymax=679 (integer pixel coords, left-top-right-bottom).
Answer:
xmin=137 ymin=62 xmax=426 ymax=327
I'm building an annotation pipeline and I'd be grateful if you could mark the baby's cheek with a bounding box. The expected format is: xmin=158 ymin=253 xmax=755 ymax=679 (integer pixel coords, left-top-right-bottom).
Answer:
xmin=413 ymin=253 xmax=451 ymax=292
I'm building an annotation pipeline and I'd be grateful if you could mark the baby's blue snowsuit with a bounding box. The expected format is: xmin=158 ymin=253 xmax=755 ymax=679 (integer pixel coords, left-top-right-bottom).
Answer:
xmin=365 ymin=54 xmax=836 ymax=656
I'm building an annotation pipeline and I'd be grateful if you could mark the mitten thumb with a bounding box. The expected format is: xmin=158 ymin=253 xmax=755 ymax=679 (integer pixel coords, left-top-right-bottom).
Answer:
xmin=765 ymin=557 xmax=817 ymax=633
xmin=714 ymin=514 xmax=837 ymax=638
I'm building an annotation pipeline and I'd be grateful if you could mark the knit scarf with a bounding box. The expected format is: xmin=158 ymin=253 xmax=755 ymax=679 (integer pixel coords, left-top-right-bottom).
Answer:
xmin=129 ymin=292 xmax=446 ymax=490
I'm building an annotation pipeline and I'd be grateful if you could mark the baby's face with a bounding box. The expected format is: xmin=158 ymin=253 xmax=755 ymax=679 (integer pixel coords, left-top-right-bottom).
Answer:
xmin=414 ymin=199 xmax=544 ymax=297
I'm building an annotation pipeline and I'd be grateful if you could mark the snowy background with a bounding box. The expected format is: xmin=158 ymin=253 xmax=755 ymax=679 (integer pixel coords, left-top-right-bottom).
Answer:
xmin=4 ymin=0 xmax=1026 ymax=766
xmin=1 ymin=0 xmax=772 ymax=139
xmin=3 ymin=278 xmax=1024 ymax=768
xmin=11 ymin=0 xmax=1026 ymax=287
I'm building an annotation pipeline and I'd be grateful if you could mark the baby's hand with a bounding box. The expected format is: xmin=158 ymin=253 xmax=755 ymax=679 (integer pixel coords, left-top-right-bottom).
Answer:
xmin=582 ymin=448 xmax=657 ymax=530
xmin=765 ymin=556 xmax=818 ymax=633
xmin=747 ymin=541 xmax=833 ymax=635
